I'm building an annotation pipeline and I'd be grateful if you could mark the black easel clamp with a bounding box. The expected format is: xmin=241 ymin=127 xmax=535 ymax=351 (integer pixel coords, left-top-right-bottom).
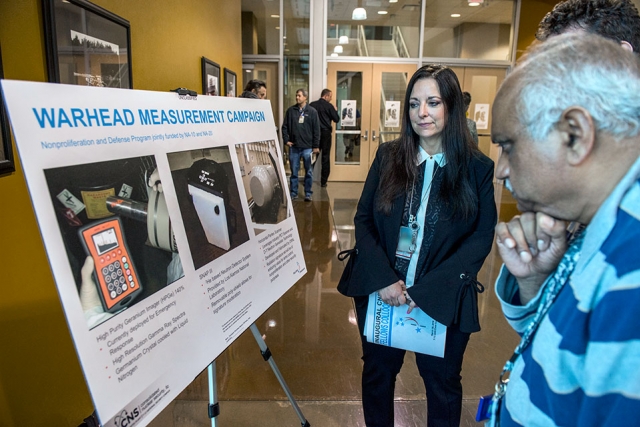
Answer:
xmin=261 ymin=347 xmax=272 ymax=361
xmin=302 ymin=421 xmax=311 ymax=427
xmin=208 ymin=402 xmax=220 ymax=418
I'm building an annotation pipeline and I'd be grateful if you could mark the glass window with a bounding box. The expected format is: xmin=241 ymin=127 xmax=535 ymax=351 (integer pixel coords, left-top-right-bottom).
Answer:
xmin=241 ymin=0 xmax=281 ymax=55
xmin=283 ymin=0 xmax=310 ymax=109
xmin=423 ymin=0 xmax=515 ymax=61
xmin=335 ymin=71 xmax=362 ymax=164
xmin=327 ymin=1 xmax=421 ymax=58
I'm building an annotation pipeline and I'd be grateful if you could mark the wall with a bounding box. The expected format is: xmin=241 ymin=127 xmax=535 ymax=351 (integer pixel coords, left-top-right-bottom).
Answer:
xmin=0 ymin=1 xmax=241 ymax=426
xmin=516 ymin=0 xmax=559 ymax=58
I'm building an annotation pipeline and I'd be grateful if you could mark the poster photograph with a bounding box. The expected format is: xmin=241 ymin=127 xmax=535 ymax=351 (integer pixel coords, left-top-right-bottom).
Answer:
xmin=1 ymin=79 xmax=306 ymax=427
xmin=474 ymin=103 xmax=490 ymax=130
xmin=384 ymin=101 xmax=400 ymax=128
xmin=234 ymin=140 xmax=289 ymax=229
xmin=340 ymin=100 xmax=356 ymax=127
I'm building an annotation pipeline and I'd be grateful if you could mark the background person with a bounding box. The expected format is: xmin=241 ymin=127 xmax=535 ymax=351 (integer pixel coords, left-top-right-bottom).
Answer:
xmin=463 ymin=91 xmax=478 ymax=145
xmin=489 ymin=33 xmax=640 ymax=426
xmin=240 ymin=79 xmax=267 ymax=99
xmin=309 ymin=89 xmax=340 ymax=187
xmin=338 ymin=65 xmax=497 ymax=427
xmin=536 ymin=0 xmax=640 ymax=53
xmin=281 ymin=88 xmax=320 ymax=202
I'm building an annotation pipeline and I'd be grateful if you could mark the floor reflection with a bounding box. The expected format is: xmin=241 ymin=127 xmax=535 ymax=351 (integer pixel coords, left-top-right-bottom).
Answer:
xmin=149 ymin=181 xmax=521 ymax=427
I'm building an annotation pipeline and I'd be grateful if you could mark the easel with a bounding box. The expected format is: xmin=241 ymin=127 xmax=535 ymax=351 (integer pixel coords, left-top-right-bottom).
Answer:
xmin=206 ymin=323 xmax=310 ymax=427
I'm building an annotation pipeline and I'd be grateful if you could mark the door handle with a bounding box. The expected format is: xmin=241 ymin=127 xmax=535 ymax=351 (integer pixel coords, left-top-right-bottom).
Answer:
xmin=372 ymin=130 xmax=377 ymax=141
xmin=363 ymin=130 xmax=368 ymax=141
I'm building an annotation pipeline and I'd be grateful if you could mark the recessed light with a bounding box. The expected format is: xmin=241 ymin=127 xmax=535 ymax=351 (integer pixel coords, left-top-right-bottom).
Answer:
xmin=389 ymin=0 xmax=398 ymax=2
xmin=276 ymin=26 xmax=280 ymax=30
xmin=331 ymin=53 xmax=339 ymax=57
xmin=270 ymin=14 xmax=279 ymax=18
xmin=378 ymin=10 xmax=388 ymax=14
xmin=469 ymin=2 xmax=480 ymax=6
xmin=451 ymin=13 xmax=461 ymax=17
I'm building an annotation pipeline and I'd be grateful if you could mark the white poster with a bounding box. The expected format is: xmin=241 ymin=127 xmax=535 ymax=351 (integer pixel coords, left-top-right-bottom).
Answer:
xmin=340 ymin=100 xmax=356 ymax=127
xmin=474 ymin=103 xmax=490 ymax=130
xmin=1 ymin=80 xmax=306 ymax=427
xmin=384 ymin=101 xmax=400 ymax=128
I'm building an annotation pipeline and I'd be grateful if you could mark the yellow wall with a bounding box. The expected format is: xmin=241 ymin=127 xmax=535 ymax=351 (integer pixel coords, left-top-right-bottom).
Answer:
xmin=0 ymin=1 xmax=241 ymax=426
xmin=516 ymin=0 xmax=560 ymax=58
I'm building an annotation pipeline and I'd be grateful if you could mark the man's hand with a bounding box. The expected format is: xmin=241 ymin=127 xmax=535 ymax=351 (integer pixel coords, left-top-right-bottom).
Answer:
xmin=313 ymin=148 xmax=320 ymax=154
xmin=286 ymin=141 xmax=294 ymax=147
xmin=378 ymin=280 xmax=406 ymax=306
xmin=495 ymin=212 xmax=568 ymax=303
xmin=79 ymin=256 xmax=103 ymax=312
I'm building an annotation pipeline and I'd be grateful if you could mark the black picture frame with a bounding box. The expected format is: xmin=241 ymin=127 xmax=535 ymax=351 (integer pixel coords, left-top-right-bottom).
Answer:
xmin=201 ymin=57 xmax=221 ymax=96
xmin=42 ymin=0 xmax=133 ymax=88
xmin=224 ymin=68 xmax=237 ymax=97
xmin=0 ymin=45 xmax=15 ymax=175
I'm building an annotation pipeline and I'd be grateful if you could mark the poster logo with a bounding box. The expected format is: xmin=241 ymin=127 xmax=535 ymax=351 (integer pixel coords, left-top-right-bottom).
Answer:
xmin=113 ymin=407 xmax=140 ymax=427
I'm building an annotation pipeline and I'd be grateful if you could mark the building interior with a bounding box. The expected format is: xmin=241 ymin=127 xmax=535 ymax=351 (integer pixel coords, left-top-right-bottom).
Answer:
xmin=1 ymin=1 xmax=632 ymax=426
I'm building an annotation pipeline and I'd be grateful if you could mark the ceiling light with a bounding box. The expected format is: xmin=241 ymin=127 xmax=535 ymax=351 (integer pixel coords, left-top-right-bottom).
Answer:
xmin=451 ymin=13 xmax=461 ymax=17
xmin=331 ymin=53 xmax=339 ymax=57
xmin=389 ymin=0 xmax=398 ymax=2
xmin=352 ymin=7 xmax=367 ymax=20
xmin=339 ymin=35 xmax=349 ymax=44
xmin=276 ymin=26 xmax=280 ymax=30
xmin=378 ymin=10 xmax=388 ymax=14
xmin=333 ymin=45 xmax=343 ymax=53
xmin=468 ymin=2 xmax=480 ymax=6
xmin=270 ymin=14 xmax=279 ymax=18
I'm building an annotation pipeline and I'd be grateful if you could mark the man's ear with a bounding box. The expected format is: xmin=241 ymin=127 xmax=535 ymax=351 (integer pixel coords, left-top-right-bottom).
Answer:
xmin=620 ymin=40 xmax=634 ymax=53
xmin=557 ymin=106 xmax=595 ymax=165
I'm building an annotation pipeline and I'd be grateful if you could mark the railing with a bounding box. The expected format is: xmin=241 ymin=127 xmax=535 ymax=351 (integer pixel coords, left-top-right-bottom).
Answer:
xmin=391 ymin=26 xmax=410 ymax=58
xmin=356 ymin=25 xmax=369 ymax=57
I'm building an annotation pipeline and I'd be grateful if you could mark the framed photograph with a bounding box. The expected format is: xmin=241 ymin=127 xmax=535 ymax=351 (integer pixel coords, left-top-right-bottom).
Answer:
xmin=42 ymin=0 xmax=133 ymax=88
xmin=224 ymin=68 xmax=237 ymax=97
xmin=201 ymin=57 xmax=221 ymax=96
xmin=0 ymin=45 xmax=15 ymax=174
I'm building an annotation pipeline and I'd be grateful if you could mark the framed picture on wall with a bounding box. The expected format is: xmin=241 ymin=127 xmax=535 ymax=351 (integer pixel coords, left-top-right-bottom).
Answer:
xmin=0 ymin=45 xmax=15 ymax=175
xmin=201 ymin=57 xmax=221 ymax=96
xmin=42 ymin=0 xmax=133 ymax=88
xmin=224 ymin=68 xmax=237 ymax=97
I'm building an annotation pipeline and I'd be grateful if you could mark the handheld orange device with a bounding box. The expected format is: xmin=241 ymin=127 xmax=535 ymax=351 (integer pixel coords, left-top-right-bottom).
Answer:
xmin=78 ymin=217 xmax=142 ymax=313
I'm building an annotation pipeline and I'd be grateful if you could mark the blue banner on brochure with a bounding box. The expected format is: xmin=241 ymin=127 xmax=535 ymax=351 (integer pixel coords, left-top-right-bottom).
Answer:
xmin=364 ymin=292 xmax=446 ymax=357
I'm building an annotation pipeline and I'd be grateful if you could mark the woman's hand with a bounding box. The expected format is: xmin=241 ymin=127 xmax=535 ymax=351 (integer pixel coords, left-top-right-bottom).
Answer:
xmin=378 ymin=280 xmax=406 ymax=306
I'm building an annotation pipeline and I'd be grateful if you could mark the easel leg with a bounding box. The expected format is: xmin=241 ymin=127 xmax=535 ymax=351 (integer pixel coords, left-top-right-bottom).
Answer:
xmin=207 ymin=361 xmax=220 ymax=427
xmin=249 ymin=323 xmax=311 ymax=427
xmin=206 ymin=323 xmax=310 ymax=427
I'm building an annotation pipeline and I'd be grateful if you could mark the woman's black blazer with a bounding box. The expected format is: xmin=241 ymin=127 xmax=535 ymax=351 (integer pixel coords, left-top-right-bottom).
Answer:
xmin=339 ymin=142 xmax=497 ymax=333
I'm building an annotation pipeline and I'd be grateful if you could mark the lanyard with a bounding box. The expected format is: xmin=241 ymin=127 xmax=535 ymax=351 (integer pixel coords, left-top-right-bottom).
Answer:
xmin=490 ymin=230 xmax=585 ymax=423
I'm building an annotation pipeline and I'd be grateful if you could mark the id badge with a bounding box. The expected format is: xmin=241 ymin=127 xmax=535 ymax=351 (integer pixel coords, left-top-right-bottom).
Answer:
xmin=299 ymin=116 xmax=305 ymax=124
xmin=396 ymin=225 xmax=413 ymax=260
xmin=476 ymin=394 xmax=493 ymax=422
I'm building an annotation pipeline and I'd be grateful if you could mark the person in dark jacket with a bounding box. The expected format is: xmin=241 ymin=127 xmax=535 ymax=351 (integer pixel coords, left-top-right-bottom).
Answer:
xmin=282 ymin=88 xmax=320 ymax=201
xmin=309 ymin=89 xmax=340 ymax=187
xmin=338 ymin=65 xmax=497 ymax=427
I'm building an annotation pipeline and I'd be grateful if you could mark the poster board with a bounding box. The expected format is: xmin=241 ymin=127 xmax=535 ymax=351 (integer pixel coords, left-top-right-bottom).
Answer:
xmin=1 ymin=80 xmax=306 ymax=427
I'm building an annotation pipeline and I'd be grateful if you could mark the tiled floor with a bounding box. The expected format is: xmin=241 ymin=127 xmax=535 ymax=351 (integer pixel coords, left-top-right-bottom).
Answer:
xmin=149 ymin=181 xmax=521 ymax=427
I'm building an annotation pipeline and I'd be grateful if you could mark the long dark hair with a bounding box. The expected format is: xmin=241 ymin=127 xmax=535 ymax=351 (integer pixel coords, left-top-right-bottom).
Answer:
xmin=377 ymin=65 xmax=479 ymax=219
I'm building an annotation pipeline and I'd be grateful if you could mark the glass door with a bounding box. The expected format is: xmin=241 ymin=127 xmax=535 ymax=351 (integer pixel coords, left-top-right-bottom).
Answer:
xmin=327 ymin=62 xmax=416 ymax=182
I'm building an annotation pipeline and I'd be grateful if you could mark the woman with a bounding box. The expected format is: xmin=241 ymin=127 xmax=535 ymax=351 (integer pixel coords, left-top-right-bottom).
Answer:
xmin=338 ymin=65 xmax=497 ymax=426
